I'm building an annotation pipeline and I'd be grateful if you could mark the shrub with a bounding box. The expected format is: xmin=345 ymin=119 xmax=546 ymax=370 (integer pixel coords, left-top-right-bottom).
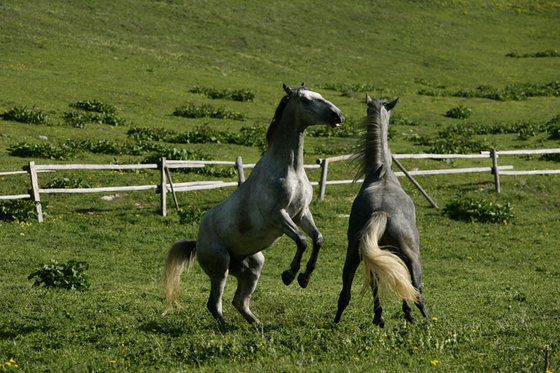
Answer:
xmin=28 ymin=259 xmax=91 ymax=290
xmin=178 ymin=205 xmax=208 ymax=224
xmin=8 ymin=141 xmax=76 ymax=160
xmin=0 ymin=200 xmax=41 ymax=222
xmin=70 ymin=100 xmax=116 ymax=115
xmin=128 ymin=127 xmax=175 ymax=141
xmin=190 ymin=85 xmax=255 ymax=102
xmin=308 ymin=118 xmax=361 ymax=138
xmin=419 ymin=81 xmax=560 ymax=101
xmin=1 ymin=105 xmax=49 ymax=125
xmin=173 ymin=103 xmax=245 ymax=120
xmin=443 ymin=197 xmax=514 ymax=224
xmin=142 ymin=147 xmax=210 ymax=164
xmin=44 ymin=177 xmax=90 ymax=189
xmin=445 ymin=106 xmax=472 ymax=119
xmin=318 ymin=82 xmax=376 ymax=92
xmin=547 ymin=114 xmax=560 ymax=140
xmin=506 ymin=50 xmax=560 ymax=58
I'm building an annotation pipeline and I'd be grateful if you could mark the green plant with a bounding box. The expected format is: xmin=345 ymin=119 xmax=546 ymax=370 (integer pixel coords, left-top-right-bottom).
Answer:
xmin=142 ymin=147 xmax=210 ymax=163
xmin=173 ymin=102 xmax=245 ymax=120
xmin=445 ymin=106 xmax=472 ymax=119
xmin=70 ymin=100 xmax=116 ymax=115
xmin=8 ymin=141 xmax=76 ymax=160
xmin=506 ymin=49 xmax=560 ymax=58
xmin=1 ymin=105 xmax=49 ymax=125
xmin=190 ymin=85 xmax=255 ymax=101
xmin=0 ymin=200 xmax=41 ymax=222
xmin=177 ymin=205 xmax=208 ymax=224
xmin=28 ymin=259 xmax=91 ymax=290
xmin=127 ymin=127 xmax=175 ymax=141
xmin=44 ymin=177 xmax=91 ymax=189
xmin=443 ymin=197 xmax=514 ymax=223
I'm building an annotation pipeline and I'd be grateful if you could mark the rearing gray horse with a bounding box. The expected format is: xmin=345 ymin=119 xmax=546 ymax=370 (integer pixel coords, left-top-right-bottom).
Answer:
xmin=164 ymin=83 xmax=345 ymax=324
xmin=334 ymin=94 xmax=429 ymax=327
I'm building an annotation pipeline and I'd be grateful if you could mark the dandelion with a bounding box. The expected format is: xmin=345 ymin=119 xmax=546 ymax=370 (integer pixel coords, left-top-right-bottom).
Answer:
xmin=110 ymin=360 xmax=116 ymax=364
xmin=432 ymin=316 xmax=438 ymax=321
xmin=430 ymin=360 xmax=439 ymax=365
xmin=353 ymin=357 xmax=359 ymax=361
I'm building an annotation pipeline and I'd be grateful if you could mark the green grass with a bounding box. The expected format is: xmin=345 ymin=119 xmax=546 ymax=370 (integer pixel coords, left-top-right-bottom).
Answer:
xmin=1 ymin=0 xmax=559 ymax=371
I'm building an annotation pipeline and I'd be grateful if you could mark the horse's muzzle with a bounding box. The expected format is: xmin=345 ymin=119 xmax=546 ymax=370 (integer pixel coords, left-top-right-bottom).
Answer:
xmin=330 ymin=111 xmax=345 ymax=128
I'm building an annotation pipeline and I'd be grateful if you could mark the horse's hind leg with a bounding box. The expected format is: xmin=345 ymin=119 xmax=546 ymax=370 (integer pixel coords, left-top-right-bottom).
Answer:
xmin=230 ymin=252 xmax=264 ymax=324
xmin=295 ymin=209 xmax=323 ymax=288
xmin=372 ymin=283 xmax=385 ymax=328
xmin=402 ymin=250 xmax=429 ymax=322
xmin=334 ymin=243 xmax=360 ymax=323
xmin=197 ymin=242 xmax=230 ymax=323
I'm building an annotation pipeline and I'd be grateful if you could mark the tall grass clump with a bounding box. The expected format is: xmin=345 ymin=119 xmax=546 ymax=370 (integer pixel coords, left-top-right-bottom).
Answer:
xmin=1 ymin=105 xmax=49 ymax=125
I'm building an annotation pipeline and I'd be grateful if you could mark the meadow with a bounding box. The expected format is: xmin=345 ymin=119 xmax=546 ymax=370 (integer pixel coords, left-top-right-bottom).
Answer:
xmin=1 ymin=0 xmax=559 ymax=371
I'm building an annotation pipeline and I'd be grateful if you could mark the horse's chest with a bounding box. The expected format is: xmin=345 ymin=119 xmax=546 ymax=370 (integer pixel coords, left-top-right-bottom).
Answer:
xmin=281 ymin=174 xmax=311 ymax=213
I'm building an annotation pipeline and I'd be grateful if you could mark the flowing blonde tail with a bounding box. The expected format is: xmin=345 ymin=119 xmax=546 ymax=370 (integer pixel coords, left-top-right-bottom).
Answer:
xmin=359 ymin=211 xmax=419 ymax=302
xmin=162 ymin=240 xmax=197 ymax=316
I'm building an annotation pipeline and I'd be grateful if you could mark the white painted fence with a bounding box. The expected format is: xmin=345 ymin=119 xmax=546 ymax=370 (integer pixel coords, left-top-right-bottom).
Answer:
xmin=1 ymin=148 xmax=559 ymax=222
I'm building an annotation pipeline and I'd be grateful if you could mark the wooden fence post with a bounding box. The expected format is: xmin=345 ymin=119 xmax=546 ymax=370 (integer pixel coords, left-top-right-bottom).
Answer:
xmin=160 ymin=157 xmax=167 ymax=216
xmin=235 ymin=156 xmax=245 ymax=185
xmin=319 ymin=158 xmax=329 ymax=200
xmin=491 ymin=148 xmax=501 ymax=193
xmin=165 ymin=166 xmax=180 ymax=211
xmin=392 ymin=156 xmax=439 ymax=209
xmin=28 ymin=161 xmax=43 ymax=223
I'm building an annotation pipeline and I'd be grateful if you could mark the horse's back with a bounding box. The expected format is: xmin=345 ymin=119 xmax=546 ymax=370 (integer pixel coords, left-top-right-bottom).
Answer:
xmin=349 ymin=178 xmax=419 ymax=249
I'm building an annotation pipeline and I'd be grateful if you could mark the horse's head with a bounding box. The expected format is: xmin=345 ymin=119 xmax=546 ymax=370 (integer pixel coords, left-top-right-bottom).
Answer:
xmin=365 ymin=92 xmax=399 ymax=125
xmin=283 ymin=83 xmax=345 ymax=128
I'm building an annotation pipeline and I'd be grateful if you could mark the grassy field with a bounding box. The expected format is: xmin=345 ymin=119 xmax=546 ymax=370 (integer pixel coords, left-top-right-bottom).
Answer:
xmin=1 ymin=0 xmax=560 ymax=371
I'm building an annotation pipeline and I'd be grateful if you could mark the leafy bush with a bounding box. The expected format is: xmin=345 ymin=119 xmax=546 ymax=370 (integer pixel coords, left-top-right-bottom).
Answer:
xmin=190 ymin=85 xmax=255 ymax=102
xmin=308 ymin=119 xmax=361 ymax=138
xmin=318 ymin=82 xmax=376 ymax=92
xmin=188 ymin=165 xmax=236 ymax=178
xmin=1 ymin=105 xmax=49 ymax=125
xmin=0 ymin=200 xmax=41 ymax=222
xmin=44 ymin=177 xmax=90 ymax=189
xmin=445 ymin=106 xmax=472 ymax=119
xmin=8 ymin=141 xmax=76 ymax=160
xmin=28 ymin=259 xmax=91 ymax=290
xmin=127 ymin=127 xmax=175 ymax=141
xmin=506 ymin=50 xmax=560 ymax=58
xmin=173 ymin=103 xmax=245 ymax=120
xmin=70 ymin=100 xmax=116 ymax=114
xmin=142 ymin=147 xmax=210 ymax=164
xmin=66 ymin=100 xmax=127 ymax=126
xmin=443 ymin=197 xmax=514 ymax=223
xmin=547 ymin=114 xmax=560 ymax=140
xmin=419 ymin=81 xmax=560 ymax=101
xmin=178 ymin=205 xmax=208 ymax=224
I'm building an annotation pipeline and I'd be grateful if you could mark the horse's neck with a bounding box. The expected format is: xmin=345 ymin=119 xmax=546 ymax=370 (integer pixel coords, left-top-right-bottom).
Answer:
xmin=267 ymin=120 xmax=306 ymax=171
xmin=363 ymin=123 xmax=397 ymax=182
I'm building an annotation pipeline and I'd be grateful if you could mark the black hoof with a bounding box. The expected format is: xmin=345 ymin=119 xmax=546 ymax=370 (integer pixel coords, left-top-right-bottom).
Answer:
xmin=297 ymin=273 xmax=309 ymax=288
xmin=282 ymin=270 xmax=295 ymax=285
xmin=405 ymin=314 xmax=415 ymax=323
xmin=373 ymin=315 xmax=385 ymax=328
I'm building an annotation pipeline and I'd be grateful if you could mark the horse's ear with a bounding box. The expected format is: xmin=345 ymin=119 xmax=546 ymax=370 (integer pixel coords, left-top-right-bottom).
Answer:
xmin=301 ymin=82 xmax=309 ymax=90
xmin=283 ymin=83 xmax=293 ymax=96
xmin=384 ymin=97 xmax=399 ymax=111
xmin=365 ymin=92 xmax=374 ymax=105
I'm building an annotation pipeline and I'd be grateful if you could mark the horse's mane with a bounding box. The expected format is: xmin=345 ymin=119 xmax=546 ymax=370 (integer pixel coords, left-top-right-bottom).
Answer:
xmin=352 ymin=105 xmax=386 ymax=181
xmin=266 ymin=94 xmax=291 ymax=145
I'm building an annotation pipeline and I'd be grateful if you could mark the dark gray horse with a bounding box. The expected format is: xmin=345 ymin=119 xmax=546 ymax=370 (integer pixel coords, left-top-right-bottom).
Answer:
xmin=334 ymin=94 xmax=429 ymax=327
xmin=163 ymin=83 xmax=345 ymax=324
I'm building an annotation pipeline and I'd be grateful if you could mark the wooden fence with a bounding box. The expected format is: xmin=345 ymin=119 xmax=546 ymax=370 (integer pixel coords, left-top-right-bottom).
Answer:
xmin=1 ymin=148 xmax=559 ymax=222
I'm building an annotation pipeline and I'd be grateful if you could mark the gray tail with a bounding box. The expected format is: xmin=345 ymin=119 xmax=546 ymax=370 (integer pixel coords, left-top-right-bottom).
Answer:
xmin=162 ymin=240 xmax=197 ymax=316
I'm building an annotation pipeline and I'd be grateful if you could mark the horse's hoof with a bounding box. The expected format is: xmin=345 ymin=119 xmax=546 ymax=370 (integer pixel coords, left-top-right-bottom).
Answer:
xmin=297 ymin=273 xmax=309 ymax=288
xmin=405 ymin=314 xmax=415 ymax=323
xmin=373 ymin=315 xmax=385 ymax=328
xmin=282 ymin=270 xmax=295 ymax=285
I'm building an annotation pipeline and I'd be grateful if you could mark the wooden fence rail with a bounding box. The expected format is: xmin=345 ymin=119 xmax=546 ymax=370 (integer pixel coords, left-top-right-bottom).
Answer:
xmin=1 ymin=148 xmax=559 ymax=222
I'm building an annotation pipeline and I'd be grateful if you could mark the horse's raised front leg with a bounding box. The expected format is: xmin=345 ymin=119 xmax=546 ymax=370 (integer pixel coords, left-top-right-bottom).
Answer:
xmin=269 ymin=209 xmax=308 ymax=286
xmin=294 ymin=208 xmax=323 ymax=288
xmin=230 ymin=252 xmax=265 ymax=324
